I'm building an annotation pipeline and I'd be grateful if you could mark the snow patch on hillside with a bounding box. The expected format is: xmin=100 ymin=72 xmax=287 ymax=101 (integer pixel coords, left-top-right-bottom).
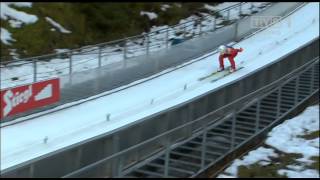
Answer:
xmin=161 ymin=4 xmax=171 ymax=11
xmin=218 ymin=105 xmax=320 ymax=178
xmin=140 ymin=11 xmax=158 ymax=20
xmin=0 ymin=28 xmax=16 ymax=45
xmin=45 ymin=17 xmax=71 ymax=34
xmin=0 ymin=2 xmax=38 ymax=25
xmin=265 ymin=106 xmax=319 ymax=159
xmin=10 ymin=2 xmax=32 ymax=8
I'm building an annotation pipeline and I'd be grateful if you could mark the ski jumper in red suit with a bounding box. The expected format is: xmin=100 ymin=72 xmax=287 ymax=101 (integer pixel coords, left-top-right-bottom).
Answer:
xmin=219 ymin=47 xmax=243 ymax=70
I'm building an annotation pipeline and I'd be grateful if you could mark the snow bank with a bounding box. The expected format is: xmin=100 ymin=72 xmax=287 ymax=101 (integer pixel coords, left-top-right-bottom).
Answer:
xmin=278 ymin=169 xmax=319 ymax=178
xmin=9 ymin=49 xmax=20 ymax=59
xmin=8 ymin=19 xmax=23 ymax=28
xmin=45 ymin=17 xmax=71 ymax=34
xmin=216 ymin=174 xmax=237 ymax=178
xmin=265 ymin=105 xmax=319 ymax=159
xmin=204 ymin=2 xmax=239 ymax=12
xmin=0 ymin=27 xmax=16 ymax=45
xmin=219 ymin=105 xmax=320 ymax=178
xmin=161 ymin=4 xmax=171 ymax=11
xmin=0 ymin=2 xmax=38 ymax=24
xmin=55 ymin=49 xmax=70 ymax=53
xmin=204 ymin=4 xmax=216 ymax=11
xmin=224 ymin=147 xmax=278 ymax=175
xmin=140 ymin=11 xmax=158 ymax=20
xmin=10 ymin=2 xmax=33 ymax=8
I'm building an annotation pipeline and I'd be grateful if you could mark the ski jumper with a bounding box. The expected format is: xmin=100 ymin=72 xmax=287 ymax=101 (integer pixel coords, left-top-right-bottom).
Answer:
xmin=219 ymin=47 xmax=242 ymax=70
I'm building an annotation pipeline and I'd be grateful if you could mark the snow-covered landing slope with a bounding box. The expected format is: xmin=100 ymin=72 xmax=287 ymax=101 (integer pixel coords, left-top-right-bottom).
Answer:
xmin=218 ymin=104 xmax=319 ymax=178
xmin=1 ymin=3 xmax=319 ymax=171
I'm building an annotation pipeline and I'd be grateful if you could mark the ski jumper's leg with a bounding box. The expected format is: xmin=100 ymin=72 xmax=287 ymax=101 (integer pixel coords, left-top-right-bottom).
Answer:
xmin=228 ymin=54 xmax=236 ymax=70
xmin=219 ymin=55 xmax=225 ymax=69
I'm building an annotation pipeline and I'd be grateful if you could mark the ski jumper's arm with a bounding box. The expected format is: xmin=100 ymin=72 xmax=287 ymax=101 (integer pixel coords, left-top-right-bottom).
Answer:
xmin=235 ymin=48 xmax=243 ymax=53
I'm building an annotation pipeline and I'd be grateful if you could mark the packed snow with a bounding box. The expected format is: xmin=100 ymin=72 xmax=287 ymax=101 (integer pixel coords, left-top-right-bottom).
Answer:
xmin=45 ymin=17 xmax=71 ymax=34
xmin=0 ymin=3 xmax=318 ymax=171
xmin=218 ymin=105 xmax=320 ymax=178
xmin=0 ymin=2 xmax=269 ymax=89
xmin=0 ymin=27 xmax=16 ymax=45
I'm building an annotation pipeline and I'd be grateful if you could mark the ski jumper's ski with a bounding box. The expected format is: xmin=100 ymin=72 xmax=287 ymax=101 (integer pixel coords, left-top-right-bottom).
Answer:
xmin=198 ymin=61 xmax=244 ymax=81
xmin=211 ymin=66 xmax=244 ymax=83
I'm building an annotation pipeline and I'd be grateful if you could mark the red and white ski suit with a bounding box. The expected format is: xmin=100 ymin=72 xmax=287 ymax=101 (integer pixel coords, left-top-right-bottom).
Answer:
xmin=219 ymin=47 xmax=243 ymax=70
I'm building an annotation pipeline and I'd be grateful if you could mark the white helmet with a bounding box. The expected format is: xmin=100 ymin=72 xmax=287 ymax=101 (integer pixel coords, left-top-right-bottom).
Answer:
xmin=218 ymin=45 xmax=227 ymax=53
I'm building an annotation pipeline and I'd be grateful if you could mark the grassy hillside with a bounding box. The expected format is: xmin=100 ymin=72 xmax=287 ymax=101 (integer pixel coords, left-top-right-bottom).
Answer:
xmin=1 ymin=2 xmax=219 ymax=60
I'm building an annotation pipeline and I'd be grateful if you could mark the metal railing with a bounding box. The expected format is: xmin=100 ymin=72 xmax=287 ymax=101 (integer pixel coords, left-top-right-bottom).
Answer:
xmin=0 ymin=2 xmax=271 ymax=86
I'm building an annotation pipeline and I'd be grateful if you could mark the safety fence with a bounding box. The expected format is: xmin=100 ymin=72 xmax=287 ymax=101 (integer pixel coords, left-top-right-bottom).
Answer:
xmin=0 ymin=2 xmax=271 ymax=87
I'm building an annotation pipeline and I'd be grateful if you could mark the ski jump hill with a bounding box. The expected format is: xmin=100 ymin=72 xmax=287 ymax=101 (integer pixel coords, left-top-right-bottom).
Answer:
xmin=1 ymin=2 xmax=319 ymax=178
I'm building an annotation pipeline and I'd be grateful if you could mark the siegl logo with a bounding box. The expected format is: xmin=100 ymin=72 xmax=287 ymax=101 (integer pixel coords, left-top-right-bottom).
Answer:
xmin=3 ymin=86 xmax=32 ymax=117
